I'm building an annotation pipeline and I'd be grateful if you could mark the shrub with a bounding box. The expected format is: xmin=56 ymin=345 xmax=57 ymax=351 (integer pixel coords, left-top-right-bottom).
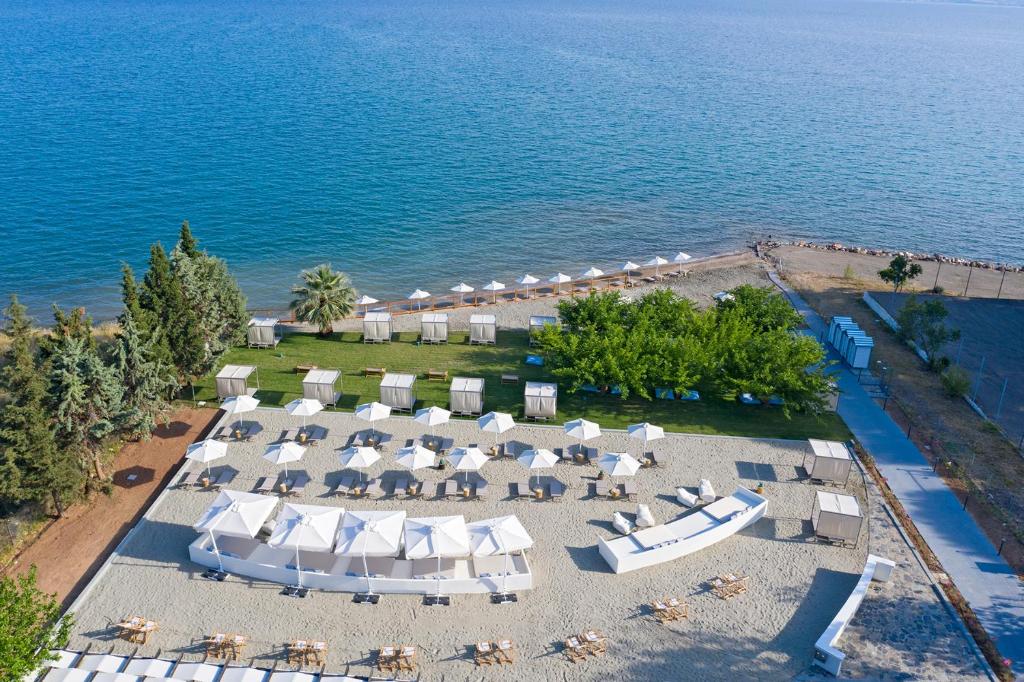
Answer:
xmin=941 ymin=367 xmax=970 ymax=398
xmin=842 ymin=265 xmax=856 ymax=281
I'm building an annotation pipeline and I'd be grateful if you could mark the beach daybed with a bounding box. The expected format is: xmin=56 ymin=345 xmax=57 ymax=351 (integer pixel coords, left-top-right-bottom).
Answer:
xmin=469 ymin=314 xmax=496 ymax=345
xmin=528 ymin=315 xmax=558 ymax=346
xmin=813 ymin=554 xmax=896 ymax=676
xmin=804 ymin=439 xmax=853 ymax=485
xmin=363 ymin=312 xmax=393 ymax=343
xmin=420 ymin=313 xmax=449 ymax=344
xmin=246 ymin=317 xmax=281 ymax=349
xmin=450 ymin=377 xmax=484 ymax=416
xmin=597 ymin=487 xmax=767 ymax=574
xmin=302 ymin=369 xmax=341 ymax=407
xmin=811 ymin=491 xmax=863 ymax=547
xmin=523 ymin=382 xmax=557 ymax=420
xmin=215 ymin=365 xmax=258 ymax=399
xmin=380 ymin=373 xmax=416 ymax=412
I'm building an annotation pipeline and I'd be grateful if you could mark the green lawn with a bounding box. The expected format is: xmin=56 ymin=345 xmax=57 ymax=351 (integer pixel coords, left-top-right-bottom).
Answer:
xmin=190 ymin=330 xmax=851 ymax=441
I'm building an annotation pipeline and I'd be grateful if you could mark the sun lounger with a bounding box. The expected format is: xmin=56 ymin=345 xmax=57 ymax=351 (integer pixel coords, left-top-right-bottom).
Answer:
xmin=213 ymin=425 xmax=233 ymax=440
xmin=443 ymin=479 xmax=459 ymax=498
xmin=177 ymin=470 xmax=200 ymax=488
xmin=475 ymin=480 xmax=489 ymax=499
xmin=377 ymin=645 xmax=398 ymax=672
xmin=612 ymin=512 xmax=634 ymax=535
xmin=495 ymin=639 xmax=515 ymax=664
xmin=209 ymin=469 xmax=236 ymax=490
xmin=643 ymin=451 xmax=659 ymax=468
xmin=474 ymin=641 xmax=496 ymax=666
xmin=623 ymin=480 xmax=637 ymax=501
xmin=285 ymin=472 xmax=310 ymax=496
xmin=254 ymin=477 xmax=275 ymax=494
xmin=514 ymin=482 xmax=533 ymax=499
xmin=397 ymin=645 xmax=417 ymax=671
xmin=698 ymin=479 xmax=716 ymax=503
xmin=426 ymin=369 xmax=448 ymax=381
xmin=584 ymin=447 xmax=598 ymax=463
xmin=580 ymin=629 xmax=608 ymax=655
xmin=549 ymin=480 xmax=565 ymax=501
xmin=675 ymin=487 xmax=699 ymax=507
xmin=364 ymin=367 xmax=386 ymax=377
xmin=393 ymin=478 xmax=408 ymax=496
xmin=363 ymin=478 xmax=383 ymax=498
xmin=595 ymin=479 xmax=612 ymax=498
xmin=556 ymin=447 xmax=570 ymax=462
xmin=329 ymin=475 xmax=355 ymax=497
xmin=281 ymin=428 xmax=299 ymax=442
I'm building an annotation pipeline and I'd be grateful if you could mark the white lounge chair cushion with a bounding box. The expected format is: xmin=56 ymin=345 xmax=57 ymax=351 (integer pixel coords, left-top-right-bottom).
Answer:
xmin=698 ymin=479 xmax=716 ymax=503
xmin=635 ymin=504 xmax=656 ymax=528
xmin=676 ymin=487 xmax=699 ymax=507
xmin=612 ymin=512 xmax=634 ymax=535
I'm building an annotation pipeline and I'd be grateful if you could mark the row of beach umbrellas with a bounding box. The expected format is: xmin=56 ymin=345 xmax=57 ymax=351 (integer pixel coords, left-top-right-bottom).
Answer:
xmin=355 ymin=252 xmax=694 ymax=310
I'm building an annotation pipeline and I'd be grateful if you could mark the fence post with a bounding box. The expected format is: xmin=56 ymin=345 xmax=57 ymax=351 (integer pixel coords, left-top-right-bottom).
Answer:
xmin=995 ymin=378 xmax=1009 ymax=419
xmin=964 ymin=263 xmax=974 ymax=297
xmin=972 ymin=356 xmax=987 ymax=401
xmin=997 ymin=265 xmax=1007 ymax=299
xmin=954 ymin=337 xmax=964 ymax=366
xmin=933 ymin=261 xmax=942 ymax=290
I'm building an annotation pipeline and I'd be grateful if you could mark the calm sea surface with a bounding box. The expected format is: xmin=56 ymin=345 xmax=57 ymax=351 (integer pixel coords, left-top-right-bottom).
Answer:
xmin=1 ymin=0 xmax=1022 ymax=320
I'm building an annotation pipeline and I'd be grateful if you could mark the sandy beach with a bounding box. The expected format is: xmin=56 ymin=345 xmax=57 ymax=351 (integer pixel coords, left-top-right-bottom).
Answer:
xmin=66 ymin=408 xmax=984 ymax=680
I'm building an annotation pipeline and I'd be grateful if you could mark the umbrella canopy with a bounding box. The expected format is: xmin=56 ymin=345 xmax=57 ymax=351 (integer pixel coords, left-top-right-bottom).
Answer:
xmin=482 ymin=280 xmax=505 ymax=303
xmin=194 ymin=490 xmax=278 ymax=538
xmin=549 ymin=272 xmax=572 ymax=294
xmin=403 ymin=516 xmax=471 ymax=559
xmin=628 ymin=422 xmax=665 ymax=444
xmin=335 ymin=510 xmax=406 ymax=557
xmin=286 ymin=398 xmax=323 ymax=418
xmin=222 ymin=395 xmax=259 ymax=415
xmin=673 ymin=251 xmax=692 ymax=264
xmin=355 ymin=295 xmax=379 ymax=306
xmin=579 ymin=266 xmax=604 ymax=280
xmin=517 ymin=274 xmax=540 ymax=285
xmin=263 ymin=441 xmax=306 ymax=476
xmin=451 ymin=282 xmax=474 ymax=305
xmin=395 ymin=445 xmax=436 ymax=471
xmin=268 ymin=503 xmax=343 ymax=552
xmin=564 ymin=418 xmax=601 ymax=442
xmin=597 ymin=452 xmax=642 ymax=477
xmin=478 ymin=411 xmax=515 ymax=435
xmin=414 ymin=405 xmax=451 ymax=428
xmin=356 ymin=401 xmax=391 ymax=422
xmin=338 ymin=446 xmax=381 ymax=471
xmin=448 ymin=447 xmax=489 ymax=479
xmin=620 ymin=261 xmax=640 ymax=272
xmin=646 ymin=256 xmax=669 ymax=276
xmin=185 ymin=439 xmax=228 ymax=476
xmin=466 ymin=515 xmax=534 ymax=556
xmin=517 ymin=448 xmax=559 ymax=488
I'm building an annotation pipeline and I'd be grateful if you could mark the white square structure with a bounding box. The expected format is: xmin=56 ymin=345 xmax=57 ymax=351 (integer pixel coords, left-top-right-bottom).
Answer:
xmin=215 ymin=365 xmax=257 ymax=399
xmin=450 ymin=377 xmax=484 ymax=416
xmin=380 ymin=373 xmax=416 ymax=412
xmin=469 ymin=314 xmax=496 ymax=345
xmin=246 ymin=317 xmax=280 ymax=348
xmin=363 ymin=312 xmax=393 ymax=343
xmin=804 ymin=439 xmax=853 ymax=485
xmin=420 ymin=313 xmax=449 ymax=344
xmin=812 ymin=491 xmax=863 ymax=546
xmin=524 ymin=382 xmax=557 ymax=420
xmin=529 ymin=315 xmax=558 ymax=346
xmin=303 ymin=368 xmax=341 ymax=406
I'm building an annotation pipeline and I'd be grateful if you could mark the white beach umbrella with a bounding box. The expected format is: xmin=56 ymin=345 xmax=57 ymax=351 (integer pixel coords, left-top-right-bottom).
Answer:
xmin=563 ymin=418 xmax=601 ymax=445
xmin=185 ymin=439 xmax=228 ymax=477
xmin=645 ymin=256 xmax=669 ymax=276
xmin=447 ymin=447 xmax=489 ymax=486
xmin=414 ymin=405 xmax=451 ymax=444
xmin=467 ymin=515 xmax=534 ymax=596
xmin=516 ymin=274 xmax=540 ymax=298
xmin=335 ymin=510 xmax=406 ymax=595
xmin=222 ymin=395 xmax=260 ymax=432
xmin=597 ymin=452 xmax=642 ymax=478
xmin=408 ymin=288 xmax=431 ymax=310
xmin=194 ymin=490 xmax=278 ymax=573
xmin=579 ymin=266 xmax=604 ymax=280
xmin=404 ymin=515 xmax=471 ymax=597
xmin=262 ymin=441 xmax=306 ymax=477
xmin=628 ymin=422 xmax=665 ymax=457
xmin=673 ymin=251 xmax=693 ymax=273
xmin=355 ymin=401 xmax=391 ymax=439
xmin=478 ymin=411 xmax=515 ymax=451
xmin=355 ymin=295 xmax=379 ymax=314
xmin=268 ymin=503 xmax=343 ymax=588
xmin=285 ymin=397 xmax=323 ymax=431
xmin=620 ymin=261 xmax=641 ymax=285
xmin=395 ymin=445 xmax=436 ymax=471
xmin=482 ymin=280 xmax=506 ymax=304
xmin=548 ymin=272 xmax=572 ymax=294
xmin=450 ymin=282 xmax=474 ymax=305
xmin=517 ymin=448 xmax=559 ymax=488
xmin=338 ymin=446 xmax=381 ymax=483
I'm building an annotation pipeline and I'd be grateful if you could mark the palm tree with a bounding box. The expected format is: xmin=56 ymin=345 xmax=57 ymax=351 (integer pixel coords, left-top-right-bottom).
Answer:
xmin=290 ymin=264 xmax=356 ymax=336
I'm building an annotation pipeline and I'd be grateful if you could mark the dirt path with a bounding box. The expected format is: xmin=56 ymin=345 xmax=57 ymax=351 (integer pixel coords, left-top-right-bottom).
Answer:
xmin=3 ymin=407 xmax=219 ymax=608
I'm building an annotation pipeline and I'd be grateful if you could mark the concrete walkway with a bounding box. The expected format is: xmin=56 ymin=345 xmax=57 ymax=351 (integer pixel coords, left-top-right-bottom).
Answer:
xmin=769 ymin=271 xmax=1024 ymax=674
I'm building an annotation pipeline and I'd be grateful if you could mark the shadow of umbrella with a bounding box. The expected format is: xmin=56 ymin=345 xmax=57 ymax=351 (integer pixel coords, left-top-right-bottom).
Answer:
xmin=114 ymin=465 xmax=156 ymax=488
xmin=153 ymin=421 xmax=191 ymax=439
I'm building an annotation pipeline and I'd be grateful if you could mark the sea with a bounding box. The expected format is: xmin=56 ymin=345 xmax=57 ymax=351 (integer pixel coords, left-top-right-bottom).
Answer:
xmin=1 ymin=0 xmax=1022 ymax=321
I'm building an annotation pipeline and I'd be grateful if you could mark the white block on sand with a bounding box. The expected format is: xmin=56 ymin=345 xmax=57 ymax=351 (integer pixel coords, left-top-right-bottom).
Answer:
xmin=698 ymin=479 xmax=716 ymax=503
xmin=636 ymin=504 xmax=656 ymax=528
xmin=612 ymin=512 xmax=634 ymax=535
xmin=676 ymin=487 xmax=699 ymax=507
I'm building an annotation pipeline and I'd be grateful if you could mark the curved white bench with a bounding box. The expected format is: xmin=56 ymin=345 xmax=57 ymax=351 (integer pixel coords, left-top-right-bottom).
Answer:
xmin=813 ymin=554 xmax=896 ymax=676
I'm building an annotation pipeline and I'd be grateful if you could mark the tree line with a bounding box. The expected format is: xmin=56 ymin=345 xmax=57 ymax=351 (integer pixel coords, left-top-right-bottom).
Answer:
xmin=535 ymin=285 xmax=835 ymax=414
xmin=0 ymin=222 xmax=246 ymax=518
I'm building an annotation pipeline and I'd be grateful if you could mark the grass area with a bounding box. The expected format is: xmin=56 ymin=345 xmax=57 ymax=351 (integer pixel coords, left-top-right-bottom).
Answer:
xmin=190 ymin=330 xmax=851 ymax=441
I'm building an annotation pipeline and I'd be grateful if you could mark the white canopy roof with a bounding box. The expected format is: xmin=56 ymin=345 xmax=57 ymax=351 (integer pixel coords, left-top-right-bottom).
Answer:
xmin=529 ymin=315 xmax=557 ymax=326
xmin=809 ymin=439 xmax=852 ymax=461
xmin=267 ymin=503 xmax=344 ymax=552
xmin=218 ymin=668 xmax=269 ymax=682
xmin=564 ymin=418 xmax=600 ymax=441
xmin=466 ymin=515 xmax=534 ymax=556
xmin=450 ymin=282 xmax=474 ymax=293
xmin=380 ymin=373 xmax=415 ymax=389
xmin=524 ymin=382 xmax=557 ymax=397
xmin=185 ymin=439 xmax=227 ymax=464
xmin=482 ymin=280 xmax=505 ymax=291
xmin=285 ymin=398 xmax=323 ymax=418
xmin=194 ymin=490 xmax=278 ymax=538
xmin=170 ymin=662 xmax=222 ymax=682
xmin=448 ymin=447 xmax=489 ymax=472
xmin=597 ymin=452 xmax=642 ymax=477
xmin=123 ymin=660 xmax=173 ymax=677
xmin=517 ymin=448 xmax=559 ymax=471
xmin=302 ymin=368 xmax=340 ymax=384
xmin=421 ymin=312 xmax=448 ymax=323
xmin=364 ymin=311 xmax=391 ymax=322
xmin=549 ymin=272 xmax=572 ymax=283
xmin=579 ymin=267 xmax=604 ymax=279
xmin=517 ymin=274 xmax=540 ymax=285
xmin=645 ymin=256 xmax=669 ymax=266
xmin=221 ymin=395 xmax=260 ymax=415
xmin=338 ymin=446 xmax=381 ymax=470
xmin=478 ymin=411 xmax=515 ymax=434
xmin=335 ymin=510 xmax=406 ymax=557
xmin=469 ymin=313 xmax=495 ymax=323
xmin=628 ymin=422 xmax=665 ymax=442
xmin=450 ymin=376 xmax=484 ymax=392
xmin=620 ymin=261 xmax=640 ymax=272
xmin=43 ymin=671 xmax=92 ymax=682
xmin=673 ymin=251 xmax=693 ymax=263
xmin=262 ymin=441 xmax=306 ymax=467
xmin=395 ymin=445 xmax=436 ymax=471
xmin=408 ymin=289 xmax=431 ymax=300
xmin=248 ymin=317 xmax=278 ymax=327
xmin=816 ymin=491 xmax=862 ymax=518
xmin=355 ymin=295 xmax=379 ymax=306
xmin=215 ymin=365 xmax=255 ymax=380
xmin=403 ymin=516 xmax=470 ymax=559
xmin=355 ymin=401 xmax=391 ymax=422
xmin=414 ymin=405 xmax=451 ymax=427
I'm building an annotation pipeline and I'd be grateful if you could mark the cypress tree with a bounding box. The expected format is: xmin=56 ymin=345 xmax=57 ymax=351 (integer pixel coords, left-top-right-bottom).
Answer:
xmin=112 ymin=308 xmax=176 ymax=438
xmin=178 ymin=219 xmax=199 ymax=258
xmin=141 ymin=243 xmax=173 ymax=324
xmin=121 ymin=263 xmax=175 ymax=384
xmin=141 ymin=242 xmax=204 ymax=384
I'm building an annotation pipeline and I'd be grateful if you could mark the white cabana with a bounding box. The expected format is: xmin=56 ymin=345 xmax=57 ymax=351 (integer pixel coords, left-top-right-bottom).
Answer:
xmin=362 ymin=312 xmax=393 ymax=343
xmin=482 ymin=280 xmax=505 ymax=304
xmin=355 ymin=401 xmax=391 ymax=439
xmin=528 ymin=315 xmax=558 ymax=346
xmin=598 ymin=452 xmax=641 ymax=478
xmin=812 ymin=491 xmax=863 ymax=546
xmin=380 ymin=373 xmax=416 ymax=412
xmin=221 ymin=394 xmax=260 ymax=432
xmin=524 ymin=381 xmax=557 ymax=420
xmin=263 ymin=441 xmax=306 ymax=477
xmin=194 ymin=491 xmax=278 ymax=573
xmin=478 ymin=411 xmax=515 ymax=451
xmin=620 ymin=261 xmax=640 ymax=285
xmin=450 ymin=282 xmax=474 ymax=306
xmin=516 ymin=448 xmax=558 ymax=488
xmin=408 ymin=289 xmax=431 ymax=311
xmin=450 ymin=376 xmax=484 ymax=416
xmin=403 ymin=516 xmax=471 ymax=598
xmin=420 ymin=313 xmax=449 ymax=344
xmin=804 ymin=439 xmax=853 ymax=485
xmin=285 ymin=397 xmax=323 ymax=431
xmin=335 ymin=510 xmax=406 ymax=595
xmin=267 ymin=503 xmax=344 ymax=588
xmin=516 ymin=274 xmax=540 ymax=298
xmin=447 ymin=447 xmax=489 ymax=486
xmin=414 ymin=405 xmax=451 ymax=446
xmin=216 ymin=365 xmax=257 ymax=399
xmin=186 ymin=439 xmax=228 ymax=477
xmin=673 ymin=251 xmax=693 ymax=273
xmin=395 ymin=445 xmax=436 ymax=471
xmin=338 ymin=446 xmax=381 ymax=483
xmin=645 ymin=255 xmax=669 ymax=276
xmin=468 ymin=314 xmax=496 ymax=345
xmin=564 ymin=418 xmax=601 ymax=454
xmin=247 ymin=317 xmax=280 ymax=349
xmin=302 ymin=369 xmax=341 ymax=407
xmin=627 ymin=422 xmax=665 ymax=457
xmin=466 ymin=515 xmax=534 ymax=597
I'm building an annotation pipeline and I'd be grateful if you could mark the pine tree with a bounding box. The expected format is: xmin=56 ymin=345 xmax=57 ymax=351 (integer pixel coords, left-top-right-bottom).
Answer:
xmin=121 ymin=263 xmax=175 ymax=385
xmin=119 ymin=263 xmax=147 ymax=328
xmin=141 ymin=243 xmax=174 ymax=324
xmin=40 ymin=305 xmax=94 ymax=359
xmin=0 ymin=297 xmax=84 ymax=515
xmin=178 ymin=219 xmax=199 ymax=258
xmin=173 ymin=244 xmax=247 ymax=374
xmin=140 ymin=242 xmax=204 ymax=383
xmin=112 ymin=308 xmax=176 ymax=438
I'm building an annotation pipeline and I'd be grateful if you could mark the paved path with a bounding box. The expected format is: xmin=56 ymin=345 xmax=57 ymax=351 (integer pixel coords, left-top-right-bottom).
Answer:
xmin=769 ymin=271 xmax=1024 ymax=674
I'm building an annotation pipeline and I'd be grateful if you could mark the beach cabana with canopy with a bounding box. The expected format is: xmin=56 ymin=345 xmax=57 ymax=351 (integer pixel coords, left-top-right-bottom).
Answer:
xmin=355 ymin=401 xmax=391 ymax=440
xmin=338 ymin=446 xmax=381 ymax=483
xmin=403 ymin=515 xmax=471 ymax=604
xmin=267 ymin=503 xmax=344 ymax=592
xmin=395 ymin=445 xmax=436 ymax=471
xmin=420 ymin=312 xmax=449 ymax=343
xmin=598 ymin=452 xmax=642 ymax=478
xmin=478 ymin=411 xmax=515 ymax=452
xmin=380 ymin=373 xmax=416 ymax=412
xmin=362 ymin=312 xmax=393 ymax=343
xmin=194 ymin=490 xmax=278 ymax=575
xmin=528 ymin=315 xmax=558 ymax=346
xmin=517 ymin=448 xmax=558 ymax=489
xmin=285 ymin=397 xmax=323 ymax=432
xmin=247 ymin=317 xmax=280 ymax=349
xmin=263 ymin=441 xmax=306 ymax=477
xmin=185 ymin=439 xmax=227 ymax=477
xmin=524 ymin=382 xmax=557 ymax=420
xmin=450 ymin=282 xmax=474 ymax=306
xmin=467 ymin=515 xmax=534 ymax=601
xmin=448 ymin=447 xmax=489 ymax=486
xmin=628 ymin=422 xmax=665 ymax=458
xmin=215 ymin=365 xmax=258 ymax=399
xmin=482 ymin=280 xmax=505 ymax=304
xmin=469 ymin=314 xmax=496 ymax=345
xmin=302 ymin=369 xmax=341 ymax=406
xmin=335 ymin=510 xmax=406 ymax=599
xmin=450 ymin=376 xmax=484 ymax=416
xmin=222 ymin=395 xmax=260 ymax=432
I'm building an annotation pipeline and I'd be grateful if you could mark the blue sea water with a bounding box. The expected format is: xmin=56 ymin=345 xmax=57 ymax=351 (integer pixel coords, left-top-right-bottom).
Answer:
xmin=1 ymin=0 xmax=1022 ymax=320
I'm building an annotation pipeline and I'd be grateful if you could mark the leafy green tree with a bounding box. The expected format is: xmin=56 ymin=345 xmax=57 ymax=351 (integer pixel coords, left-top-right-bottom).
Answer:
xmin=878 ymin=254 xmax=923 ymax=297
xmin=719 ymin=284 xmax=803 ymax=332
xmin=290 ymin=264 xmax=356 ymax=336
xmin=111 ymin=308 xmax=176 ymax=438
xmin=0 ymin=567 xmax=73 ymax=681
xmin=0 ymin=297 xmax=83 ymax=516
xmin=897 ymin=296 xmax=960 ymax=371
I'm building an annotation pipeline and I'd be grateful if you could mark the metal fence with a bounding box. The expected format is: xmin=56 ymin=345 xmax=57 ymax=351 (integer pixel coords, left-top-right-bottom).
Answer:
xmin=954 ymin=344 xmax=1024 ymax=452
